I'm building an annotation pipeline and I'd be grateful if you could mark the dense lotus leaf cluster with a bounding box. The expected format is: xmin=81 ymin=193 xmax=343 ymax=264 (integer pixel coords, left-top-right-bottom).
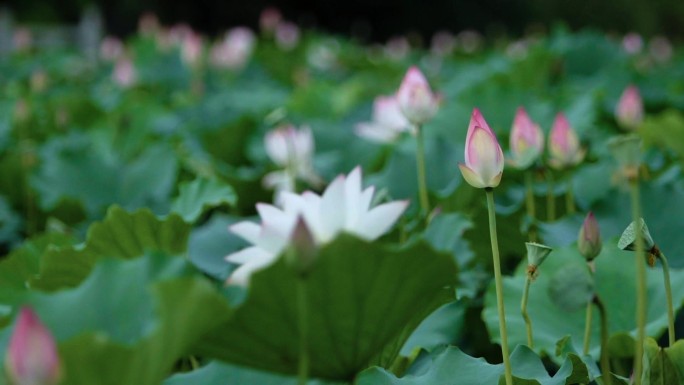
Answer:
xmin=0 ymin=8 xmax=684 ymax=385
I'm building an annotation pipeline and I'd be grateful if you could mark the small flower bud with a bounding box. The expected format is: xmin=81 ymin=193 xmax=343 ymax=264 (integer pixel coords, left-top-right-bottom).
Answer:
xmin=615 ymin=85 xmax=644 ymax=131
xmin=458 ymin=108 xmax=505 ymax=189
xmin=5 ymin=307 xmax=62 ymax=385
xmin=548 ymin=113 xmax=584 ymax=169
xmin=509 ymin=107 xmax=544 ymax=169
xmin=396 ymin=66 xmax=440 ymax=125
xmin=578 ymin=212 xmax=602 ymax=261
xmin=288 ymin=216 xmax=318 ymax=276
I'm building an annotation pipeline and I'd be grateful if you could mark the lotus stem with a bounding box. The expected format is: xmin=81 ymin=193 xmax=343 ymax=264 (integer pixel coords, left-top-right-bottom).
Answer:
xmin=629 ymin=178 xmax=646 ymax=385
xmin=566 ymin=177 xmax=575 ymax=215
xmin=656 ymin=250 xmax=675 ymax=346
xmin=521 ymin=274 xmax=533 ymax=348
xmin=297 ymin=279 xmax=310 ymax=385
xmin=583 ymin=299 xmax=593 ymax=356
xmin=486 ymin=188 xmax=513 ymax=385
xmin=524 ymin=170 xmax=537 ymax=241
xmin=546 ymin=170 xmax=556 ymax=221
xmin=595 ymin=295 xmax=613 ymax=385
xmin=415 ymin=124 xmax=430 ymax=219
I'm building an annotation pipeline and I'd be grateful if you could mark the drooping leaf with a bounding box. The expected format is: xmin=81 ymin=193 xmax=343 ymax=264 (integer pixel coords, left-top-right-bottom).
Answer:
xmin=194 ymin=235 xmax=457 ymax=381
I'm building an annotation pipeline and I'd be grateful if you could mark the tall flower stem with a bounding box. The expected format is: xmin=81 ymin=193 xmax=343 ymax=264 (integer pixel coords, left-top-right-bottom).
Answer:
xmin=415 ymin=125 xmax=430 ymax=218
xmin=565 ymin=177 xmax=575 ymax=215
xmin=486 ymin=188 xmax=513 ymax=385
xmin=546 ymin=170 xmax=556 ymax=221
xmin=595 ymin=295 xmax=613 ymax=385
xmin=583 ymin=299 xmax=593 ymax=356
xmin=629 ymin=178 xmax=646 ymax=385
xmin=656 ymin=250 xmax=675 ymax=346
xmin=521 ymin=274 xmax=533 ymax=348
xmin=524 ymin=170 xmax=537 ymax=241
xmin=297 ymin=278 xmax=310 ymax=385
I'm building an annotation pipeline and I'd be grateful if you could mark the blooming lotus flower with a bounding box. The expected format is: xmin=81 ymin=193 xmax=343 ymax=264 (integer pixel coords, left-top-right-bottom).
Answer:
xmin=615 ymin=86 xmax=644 ymax=131
xmin=396 ymin=67 xmax=440 ymax=126
xmin=385 ymin=37 xmax=410 ymax=61
xmin=263 ymin=125 xmax=321 ymax=199
xmin=355 ymin=95 xmax=411 ymax=143
xmin=431 ymin=31 xmax=456 ymax=57
xmin=227 ymin=167 xmax=409 ymax=285
xmin=548 ymin=113 xmax=584 ymax=169
xmin=578 ymin=212 xmax=602 ymax=261
xmin=509 ymin=107 xmax=544 ymax=169
xmin=112 ymin=57 xmax=136 ymax=88
xmin=622 ymin=33 xmax=643 ymax=55
xmin=458 ymin=108 xmax=504 ymax=189
xmin=5 ymin=308 xmax=62 ymax=385
xmin=210 ymin=27 xmax=256 ymax=70
xmin=181 ymin=32 xmax=204 ymax=68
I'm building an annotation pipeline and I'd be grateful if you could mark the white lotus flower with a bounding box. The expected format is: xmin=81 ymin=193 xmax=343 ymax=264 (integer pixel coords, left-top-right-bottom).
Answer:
xmin=263 ymin=125 xmax=321 ymax=200
xmin=226 ymin=167 xmax=409 ymax=285
xmin=355 ymin=95 xmax=411 ymax=143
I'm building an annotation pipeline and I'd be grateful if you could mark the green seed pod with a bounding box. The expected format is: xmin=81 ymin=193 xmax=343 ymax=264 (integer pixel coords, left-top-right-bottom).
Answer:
xmin=618 ymin=218 xmax=655 ymax=252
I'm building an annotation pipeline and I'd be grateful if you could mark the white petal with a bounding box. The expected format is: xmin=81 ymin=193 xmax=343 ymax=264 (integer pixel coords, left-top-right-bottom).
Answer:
xmin=229 ymin=221 xmax=260 ymax=244
xmin=355 ymin=122 xmax=399 ymax=143
xmin=344 ymin=167 xmax=363 ymax=227
xmin=468 ymin=128 xmax=503 ymax=185
xmin=319 ymin=174 xmax=346 ymax=242
xmin=352 ymin=200 xmax=408 ymax=240
xmin=225 ymin=247 xmax=276 ymax=286
xmin=225 ymin=246 xmax=271 ymax=264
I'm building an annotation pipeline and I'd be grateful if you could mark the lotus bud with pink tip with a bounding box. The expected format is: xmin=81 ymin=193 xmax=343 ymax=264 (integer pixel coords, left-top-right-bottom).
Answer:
xmin=578 ymin=212 xmax=602 ymax=261
xmin=509 ymin=107 xmax=544 ymax=169
xmin=396 ymin=66 xmax=440 ymax=126
xmin=615 ymin=85 xmax=644 ymax=131
xmin=5 ymin=307 xmax=62 ymax=385
xmin=548 ymin=113 xmax=584 ymax=169
xmin=458 ymin=108 xmax=505 ymax=189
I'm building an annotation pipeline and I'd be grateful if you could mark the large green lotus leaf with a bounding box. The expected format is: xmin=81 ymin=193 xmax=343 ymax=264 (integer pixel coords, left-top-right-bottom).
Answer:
xmin=0 ymin=195 xmax=21 ymax=246
xmin=0 ymin=233 xmax=75 ymax=302
xmin=31 ymin=132 xmax=178 ymax=218
xmin=640 ymin=110 xmax=684 ymax=163
xmin=30 ymin=206 xmax=191 ymax=291
xmin=399 ymin=300 xmax=467 ymax=356
xmin=355 ymin=345 xmax=589 ymax=385
xmin=0 ymin=253 xmax=233 ymax=385
xmin=642 ymin=338 xmax=684 ymax=385
xmin=483 ymin=239 xmax=684 ymax=364
xmin=194 ymin=235 xmax=457 ymax=381
xmin=187 ymin=214 xmax=247 ymax=281
xmin=164 ymin=361 xmax=347 ymax=385
xmin=170 ymin=177 xmax=237 ymax=223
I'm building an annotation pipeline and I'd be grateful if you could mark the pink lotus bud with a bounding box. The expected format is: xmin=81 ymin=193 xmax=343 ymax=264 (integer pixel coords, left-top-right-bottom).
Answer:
xmin=100 ymin=36 xmax=124 ymax=62
xmin=259 ymin=7 xmax=282 ymax=34
xmin=181 ymin=32 xmax=204 ymax=68
xmin=112 ymin=57 xmax=136 ymax=88
xmin=649 ymin=36 xmax=672 ymax=63
xmin=275 ymin=21 xmax=300 ymax=51
xmin=431 ymin=31 xmax=456 ymax=57
xmin=396 ymin=66 xmax=440 ymax=125
xmin=288 ymin=216 xmax=317 ymax=275
xmin=548 ymin=113 xmax=584 ymax=169
xmin=384 ymin=36 xmax=410 ymax=61
xmin=622 ymin=33 xmax=643 ymax=55
xmin=458 ymin=108 xmax=504 ymax=189
xmin=5 ymin=308 xmax=62 ymax=385
xmin=509 ymin=107 xmax=544 ymax=169
xmin=210 ymin=27 xmax=255 ymax=70
xmin=578 ymin=212 xmax=602 ymax=261
xmin=615 ymin=85 xmax=644 ymax=131
xmin=138 ymin=12 xmax=160 ymax=37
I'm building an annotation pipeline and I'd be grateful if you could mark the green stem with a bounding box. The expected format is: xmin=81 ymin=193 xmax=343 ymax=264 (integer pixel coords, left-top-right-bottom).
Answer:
xmin=566 ymin=177 xmax=575 ymax=215
xmin=415 ymin=125 xmax=430 ymax=219
xmin=657 ymin=251 xmax=675 ymax=347
xmin=524 ymin=170 xmax=537 ymax=241
xmin=521 ymin=274 xmax=533 ymax=348
xmin=297 ymin=279 xmax=309 ymax=385
xmin=630 ymin=179 xmax=646 ymax=385
xmin=595 ymin=295 xmax=613 ymax=385
xmin=583 ymin=299 xmax=593 ymax=356
xmin=486 ymin=188 xmax=513 ymax=385
xmin=546 ymin=170 xmax=556 ymax=221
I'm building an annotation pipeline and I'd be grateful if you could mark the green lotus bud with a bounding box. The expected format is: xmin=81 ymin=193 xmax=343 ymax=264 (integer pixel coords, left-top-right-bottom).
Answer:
xmin=578 ymin=212 xmax=602 ymax=261
xmin=608 ymin=134 xmax=642 ymax=180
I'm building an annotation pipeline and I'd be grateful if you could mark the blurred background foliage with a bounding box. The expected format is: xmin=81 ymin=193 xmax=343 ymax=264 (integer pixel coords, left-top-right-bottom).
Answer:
xmin=3 ymin=0 xmax=684 ymax=41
